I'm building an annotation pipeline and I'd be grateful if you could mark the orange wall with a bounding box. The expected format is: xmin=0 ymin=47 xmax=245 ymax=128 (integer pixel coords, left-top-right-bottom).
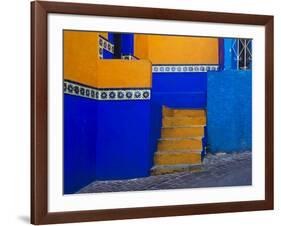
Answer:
xmin=97 ymin=60 xmax=152 ymax=88
xmin=64 ymin=31 xmax=152 ymax=88
xmin=64 ymin=31 xmax=100 ymax=87
xmin=134 ymin=35 xmax=149 ymax=60
xmin=134 ymin=34 xmax=219 ymax=64
xmin=64 ymin=31 xmax=218 ymax=89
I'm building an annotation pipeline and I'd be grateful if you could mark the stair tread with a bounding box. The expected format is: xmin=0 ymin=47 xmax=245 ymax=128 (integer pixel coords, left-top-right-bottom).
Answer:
xmin=162 ymin=126 xmax=205 ymax=129
xmin=151 ymin=163 xmax=202 ymax=170
xmin=163 ymin=107 xmax=206 ymax=117
xmin=152 ymin=107 xmax=206 ymax=174
xmin=155 ymin=150 xmax=202 ymax=154
xmin=163 ymin=108 xmax=205 ymax=112
xmin=162 ymin=125 xmax=206 ymax=128
xmin=158 ymin=138 xmax=202 ymax=151
xmin=159 ymin=137 xmax=203 ymax=141
xmin=162 ymin=116 xmax=206 ymax=127
xmin=157 ymin=149 xmax=202 ymax=152
xmin=163 ymin=115 xmax=205 ymax=118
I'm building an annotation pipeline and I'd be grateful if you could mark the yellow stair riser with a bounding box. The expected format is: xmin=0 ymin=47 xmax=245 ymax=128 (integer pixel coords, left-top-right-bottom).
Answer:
xmin=158 ymin=139 xmax=202 ymax=151
xmin=162 ymin=117 xmax=206 ymax=127
xmin=154 ymin=152 xmax=202 ymax=165
xmin=163 ymin=107 xmax=205 ymax=117
xmin=152 ymin=166 xmax=203 ymax=175
xmin=161 ymin=127 xmax=204 ymax=138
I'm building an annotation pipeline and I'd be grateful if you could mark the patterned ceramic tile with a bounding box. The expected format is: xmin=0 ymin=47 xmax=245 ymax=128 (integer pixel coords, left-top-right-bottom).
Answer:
xmin=98 ymin=36 xmax=114 ymax=59
xmin=152 ymin=65 xmax=219 ymax=73
xmin=64 ymin=80 xmax=151 ymax=101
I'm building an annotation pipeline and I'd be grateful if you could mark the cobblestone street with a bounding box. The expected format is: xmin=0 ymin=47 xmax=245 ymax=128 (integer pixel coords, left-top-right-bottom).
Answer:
xmin=77 ymin=151 xmax=252 ymax=194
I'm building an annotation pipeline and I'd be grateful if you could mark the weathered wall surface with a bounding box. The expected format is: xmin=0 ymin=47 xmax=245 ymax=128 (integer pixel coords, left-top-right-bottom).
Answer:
xmin=207 ymin=70 xmax=252 ymax=152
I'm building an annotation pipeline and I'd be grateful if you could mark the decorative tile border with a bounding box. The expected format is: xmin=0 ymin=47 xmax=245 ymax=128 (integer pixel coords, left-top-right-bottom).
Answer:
xmin=121 ymin=55 xmax=139 ymax=60
xmin=64 ymin=80 xmax=151 ymax=101
xmin=98 ymin=36 xmax=114 ymax=59
xmin=152 ymin=65 xmax=220 ymax=73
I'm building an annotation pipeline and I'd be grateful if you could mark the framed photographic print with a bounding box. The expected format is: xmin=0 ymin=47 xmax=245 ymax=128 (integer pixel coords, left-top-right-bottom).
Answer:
xmin=31 ymin=1 xmax=274 ymax=224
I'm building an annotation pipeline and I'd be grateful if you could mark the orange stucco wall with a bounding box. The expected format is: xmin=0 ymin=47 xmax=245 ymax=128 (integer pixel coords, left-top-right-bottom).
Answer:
xmin=64 ymin=31 xmax=218 ymax=89
xmin=96 ymin=60 xmax=152 ymax=88
xmin=64 ymin=31 xmax=152 ymax=88
xmin=64 ymin=31 xmax=100 ymax=87
xmin=134 ymin=34 xmax=219 ymax=64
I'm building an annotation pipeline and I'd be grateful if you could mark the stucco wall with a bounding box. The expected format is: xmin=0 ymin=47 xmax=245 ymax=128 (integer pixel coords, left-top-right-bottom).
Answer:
xmin=64 ymin=95 xmax=98 ymax=194
xmin=207 ymin=70 xmax=252 ymax=153
xmin=134 ymin=34 xmax=219 ymax=64
xmin=63 ymin=31 xmax=154 ymax=192
xmin=152 ymin=72 xmax=207 ymax=108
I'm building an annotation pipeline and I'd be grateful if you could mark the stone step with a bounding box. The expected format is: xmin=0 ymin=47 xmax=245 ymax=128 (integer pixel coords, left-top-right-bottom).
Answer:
xmin=162 ymin=116 xmax=206 ymax=128
xmin=161 ymin=127 xmax=204 ymax=138
xmin=154 ymin=150 xmax=202 ymax=165
xmin=163 ymin=107 xmax=205 ymax=117
xmin=160 ymin=137 xmax=202 ymax=141
xmin=151 ymin=164 xmax=204 ymax=175
xmin=158 ymin=138 xmax=202 ymax=151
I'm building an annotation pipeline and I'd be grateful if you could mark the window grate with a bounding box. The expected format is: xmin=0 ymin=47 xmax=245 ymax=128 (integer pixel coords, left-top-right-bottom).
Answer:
xmin=232 ymin=39 xmax=252 ymax=70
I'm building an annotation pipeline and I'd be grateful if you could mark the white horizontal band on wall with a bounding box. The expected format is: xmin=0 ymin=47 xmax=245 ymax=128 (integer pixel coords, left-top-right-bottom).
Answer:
xmin=152 ymin=65 xmax=219 ymax=73
xmin=64 ymin=80 xmax=151 ymax=101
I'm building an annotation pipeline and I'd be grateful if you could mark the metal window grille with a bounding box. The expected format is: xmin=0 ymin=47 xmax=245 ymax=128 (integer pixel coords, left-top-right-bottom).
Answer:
xmin=232 ymin=39 xmax=252 ymax=70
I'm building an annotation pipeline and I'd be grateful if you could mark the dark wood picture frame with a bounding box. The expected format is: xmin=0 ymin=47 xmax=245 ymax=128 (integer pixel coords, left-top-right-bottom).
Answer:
xmin=31 ymin=1 xmax=274 ymax=224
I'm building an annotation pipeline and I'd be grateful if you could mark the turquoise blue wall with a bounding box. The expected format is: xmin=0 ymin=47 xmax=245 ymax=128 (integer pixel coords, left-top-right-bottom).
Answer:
xmin=207 ymin=70 xmax=252 ymax=153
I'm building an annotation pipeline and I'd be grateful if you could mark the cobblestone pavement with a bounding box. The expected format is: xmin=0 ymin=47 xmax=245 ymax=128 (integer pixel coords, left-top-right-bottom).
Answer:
xmin=77 ymin=151 xmax=252 ymax=194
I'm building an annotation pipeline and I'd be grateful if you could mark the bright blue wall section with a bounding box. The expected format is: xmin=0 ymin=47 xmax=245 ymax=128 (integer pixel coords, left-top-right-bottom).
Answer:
xmin=103 ymin=49 xmax=113 ymax=59
xmin=94 ymin=100 xmax=153 ymax=180
xmin=222 ymin=39 xmax=235 ymax=70
xmin=149 ymin=100 xmax=162 ymax=165
xmin=121 ymin=34 xmax=134 ymax=55
xmin=64 ymin=95 xmax=157 ymax=190
xmin=108 ymin=33 xmax=114 ymax=43
xmin=152 ymin=72 xmax=207 ymax=108
xmin=108 ymin=33 xmax=134 ymax=56
xmin=207 ymin=70 xmax=252 ymax=153
xmin=64 ymin=95 xmax=98 ymax=194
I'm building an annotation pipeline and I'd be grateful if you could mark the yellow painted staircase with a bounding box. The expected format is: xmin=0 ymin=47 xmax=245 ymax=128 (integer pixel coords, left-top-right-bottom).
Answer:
xmin=151 ymin=106 xmax=206 ymax=175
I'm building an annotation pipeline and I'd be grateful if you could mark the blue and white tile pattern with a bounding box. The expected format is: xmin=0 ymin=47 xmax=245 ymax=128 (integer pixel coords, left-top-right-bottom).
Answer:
xmin=98 ymin=36 xmax=114 ymax=59
xmin=152 ymin=65 xmax=219 ymax=73
xmin=64 ymin=80 xmax=151 ymax=101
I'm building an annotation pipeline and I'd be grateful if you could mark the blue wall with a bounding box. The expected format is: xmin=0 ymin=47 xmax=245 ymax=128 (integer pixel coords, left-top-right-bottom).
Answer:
xmin=151 ymin=71 xmax=208 ymax=157
xmin=64 ymin=95 xmax=98 ymax=194
xmin=121 ymin=34 xmax=134 ymax=55
xmin=94 ymin=100 xmax=153 ymax=180
xmin=152 ymin=72 xmax=207 ymax=108
xmin=108 ymin=33 xmax=134 ymax=56
xmin=103 ymin=49 xmax=113 ymax=59
xmin=149 ymin=100 xmax=163 ymax=165
xmin=207 ymin=70 xmax=252 ymax=153
xmin=64 ymin=95 xmax=157 ymax=192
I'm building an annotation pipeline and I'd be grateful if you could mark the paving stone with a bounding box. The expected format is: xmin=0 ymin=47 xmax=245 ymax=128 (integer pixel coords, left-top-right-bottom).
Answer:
xmin=77 ymin=151 xmax=252 ymax=194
